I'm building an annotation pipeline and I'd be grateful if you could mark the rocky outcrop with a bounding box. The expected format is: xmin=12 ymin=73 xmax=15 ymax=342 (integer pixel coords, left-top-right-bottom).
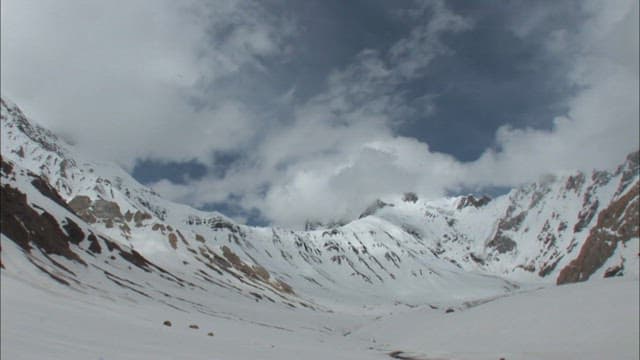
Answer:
xmin=487 ymin=207 xmax=526 ymax=254
xmin=1 ymin=183 xmax=86 ymax=265
xmin=221 ymin=245 xmax=295 ymax=295
xmin=456 ymin=195 xmax=491 ymax=210
xmin=359 ymin=199 xmax=393 ymax=219
xmin=557 ymin=180 xmax=639 ymax=284
xmin=69 ymin=195 xmax=124 ymax=225
xmin=69 ymin=195 xmax=151 ymax=231
xmin=487 ymin=234 xmax=517 ymax=254
xmin=402 ymin=192 xmax=418 ymax=203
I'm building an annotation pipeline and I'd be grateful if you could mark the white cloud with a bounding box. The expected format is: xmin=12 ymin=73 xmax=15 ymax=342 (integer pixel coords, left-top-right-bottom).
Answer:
xmin=2 ymin=0 xmax=637 ymax=227
xmin=142 ymin=0 xmax=476 ymax=226
xmin=465 ymin=0 xmax=639 ymax=186
xmin=169 ymin=0 xmax=636 ymax=227
xmin=1 ymin=0 xmax=294 ymax=168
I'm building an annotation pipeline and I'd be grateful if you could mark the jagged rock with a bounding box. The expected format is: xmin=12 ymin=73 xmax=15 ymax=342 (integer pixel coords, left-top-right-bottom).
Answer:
xmin=0 ymin=155 xmax=14 ymax=175
xmin=69 ymin=196 xmax=125 ymax=225
xmin=402 ymin=192 xmax=418 ymax=203
xmin=487 ymin=209 xmax=526 ymax=254
xmin=92 ymin=200 xmax=123 ymax=220
xmin=557 ymin=181 xmax=639 ymax=284
xmin=604 ymin=264 xmax=624 ymax=278
xmin=133 ymin=211 xmax=152 ymax=226
xmin=487 ymin=235 xmax=517 ymax=254
xmin=1 ymin=183 xmax=86 ymax=266
xmin=359 ymin=199 xmax=393 ymax=219
xmin=456 ymin=195 xmax=491 ymax=209
xmin=564 ymin=173 xmax=586 ymax=193
xmin=304 ymin=220 xmax=323 ymax=231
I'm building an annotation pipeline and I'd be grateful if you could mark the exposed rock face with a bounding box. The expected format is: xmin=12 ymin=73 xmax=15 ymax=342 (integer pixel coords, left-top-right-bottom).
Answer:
xmin=487 ymin=235 xmax=517 ymax=254
xmin=1 ymin=98 xmax=68 ymax=158
xmin=1 ymin=183 xmax=86 ymax=265
xmin=574 ymin=199 xmax=599 ymax=233
xmin=402 ymin=192 xmax=418 ymax=203
xmin=615 ymin=151 xmax=639 ymax=197
xmin=557 ymin=180 xmax=639 ymax=284
xmin=186 ymin=215 xmax=244 ymax=236
xmin=69 ymin=196 xmax=97 ymax=223
xmin=69 ymin=196 xmax=124 ymax=222
xmin=456 ymin=195 xmax=491 ymax=210
xmin=0 ymin=155 xmax=13 ymax=175
xmin=220 ymin=245 xmax=295 ymax=294
xmin=68 ymin=195 xmax=136 ymax=231
xmin=359 ymin=199 xmax=393 ymax=219
xmin=30 ymin=177 xmax=76 ymax=213
xmin=168 ymin=233 xmax=178 ymax=249
xmin=604 ymin=263 xmax=624 ymax=278
xmin=69 ymin=195 xmax=92 ymax=211
xmin=487 ymin=207 xmax=526 ymax=254
xmin=92 ymin=200 xmax=124 ymax=220
xmin=132 ymin=211 xmax=152 ymax=227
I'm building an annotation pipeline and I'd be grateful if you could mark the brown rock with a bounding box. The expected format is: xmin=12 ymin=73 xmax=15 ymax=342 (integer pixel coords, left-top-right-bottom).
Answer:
xmin=1 ymin=183 xmax=86 ymax=266
xmin=133 ymin=211 xmax=151 ymax=226
xmin=92 ymin=199 xmax=124 ymax=220
xmin=168 ymin=233 xmax=178 ymax=249
xmin=557 ymin=181 xmax=639 ymax=284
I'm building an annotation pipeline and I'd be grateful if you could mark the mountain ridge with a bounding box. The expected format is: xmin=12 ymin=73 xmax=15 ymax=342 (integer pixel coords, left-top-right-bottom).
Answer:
xmin=1 ymin=97 xmax=638 ymax=312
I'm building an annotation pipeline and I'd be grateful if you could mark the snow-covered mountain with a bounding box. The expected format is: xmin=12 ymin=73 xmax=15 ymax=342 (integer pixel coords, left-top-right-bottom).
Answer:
xmin=1 ymin=97 xmax=638 ymax=359
xmin=2 ymin=96 xmax=638 ymax=296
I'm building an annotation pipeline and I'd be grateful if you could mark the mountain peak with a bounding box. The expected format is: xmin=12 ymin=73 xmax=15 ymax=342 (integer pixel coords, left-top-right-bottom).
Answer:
xmin=1 ymin=98 xmax=638 ymax=308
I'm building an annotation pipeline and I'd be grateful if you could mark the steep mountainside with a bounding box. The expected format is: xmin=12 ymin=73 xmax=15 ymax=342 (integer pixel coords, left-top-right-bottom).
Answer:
xmin=1 ymin=97 xmax=638 ymax=312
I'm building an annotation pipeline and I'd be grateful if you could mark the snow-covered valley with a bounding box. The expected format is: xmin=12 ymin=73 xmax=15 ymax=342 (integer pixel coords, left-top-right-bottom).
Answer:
xmin=1 ymin=96 xmax=639 ymax=359
xmin=3 ymin=266 xmax=637 ymax=360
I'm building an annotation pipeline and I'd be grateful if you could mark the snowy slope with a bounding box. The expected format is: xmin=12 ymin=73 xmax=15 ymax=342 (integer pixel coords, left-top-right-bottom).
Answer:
xmin=2 ymin=267 xmax=637 ymax=360
xmin=1 ymin=97 xmax=521 ymax=309
xmin=1 ymin=97 xmax=639 ymax=359
xmin=353 ymin=278 xmax=639 ymax=360
xmin=363 ymin=155 xmax=639 ymax=284
xmin=2 ymin=96 xmax=637 ymax=295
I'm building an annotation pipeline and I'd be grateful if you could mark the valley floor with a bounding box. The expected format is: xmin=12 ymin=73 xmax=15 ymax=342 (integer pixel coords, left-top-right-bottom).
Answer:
xmin=2 ymin=272 xmax=638 ymax=360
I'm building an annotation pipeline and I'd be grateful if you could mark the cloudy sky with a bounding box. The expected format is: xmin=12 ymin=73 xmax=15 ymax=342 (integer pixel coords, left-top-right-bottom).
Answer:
xmin=1 ymin=0 xmax=638 ymax=227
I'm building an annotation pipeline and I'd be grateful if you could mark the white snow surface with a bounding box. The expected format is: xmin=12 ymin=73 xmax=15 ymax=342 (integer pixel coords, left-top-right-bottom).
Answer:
xmin=2 ymin=268 xmax=637 ymax=359
xmin=354 ymin=278 xmax=640 ymax=360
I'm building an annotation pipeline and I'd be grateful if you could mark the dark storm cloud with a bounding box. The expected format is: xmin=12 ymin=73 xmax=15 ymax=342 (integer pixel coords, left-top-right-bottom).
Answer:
xmin=3 ymin=0 xmax=637 ymax=226
xmin=132 ymin=159 xmax=207 ymax=185
xmin=396 ymin=0 xmax=588 ymax=160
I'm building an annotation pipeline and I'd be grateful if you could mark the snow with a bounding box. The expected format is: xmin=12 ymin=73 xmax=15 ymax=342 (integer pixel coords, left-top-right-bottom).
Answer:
xmin=354 ymin=278 xmax=640 ymax=360
xmin=2 ymin=96 xmax=639 ymax=359
xmin=2 ymin=268 xmax=637 ymax=359
xmin=3 ymin=96 xmax=638 ymax=290
xmin=0 ymin=266 xmax=375 ymax=360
